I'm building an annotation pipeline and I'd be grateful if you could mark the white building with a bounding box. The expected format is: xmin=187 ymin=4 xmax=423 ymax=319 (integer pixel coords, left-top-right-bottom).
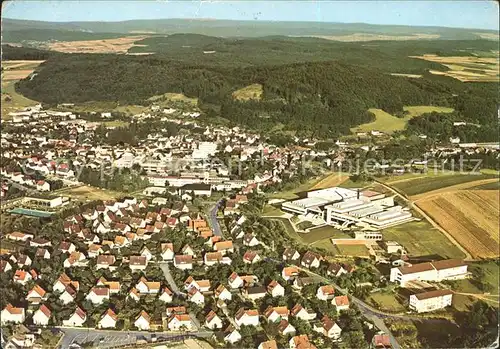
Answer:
xmin=1 ymin=304 xmax=25 ymax=324
xmin=235 ymin=308 xmax=259 ymax=327
xmin=63 ymin=307 xmax=87 ymax=327
xmin=409 ymin=289 xmax=453 ymax=313
xmin=390 ymin=259 xmax=468 ymax=286
xmin=33 ymin=305 xmax=51 ymax=326
xmin=98 ymin=309 xmax=117 ymax=329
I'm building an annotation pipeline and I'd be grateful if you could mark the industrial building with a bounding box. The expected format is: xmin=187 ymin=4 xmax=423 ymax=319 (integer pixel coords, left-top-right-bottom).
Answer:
xmin=390 ymin=259 xmax=468 ymax=286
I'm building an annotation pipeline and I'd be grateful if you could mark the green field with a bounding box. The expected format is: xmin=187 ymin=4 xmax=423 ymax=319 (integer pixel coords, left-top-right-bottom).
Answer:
xmin=232 ymin=83 xmax=263 ymax=101
xmin=452 ymin=262 xmax=500 ymax=295
xmin=261 ymin=204 xmax=285 ymax=216
xmin=101 ymin=120 xmax=130 ymax=128
xmin=267 ymin=176 xmax=325 ymax=200
xmin=367 ymin=292 xmax=406 ymax=313
xmin=470 ymin=181 xmax=500 ymax=190
xmin=382 ymin=221 xmax=465 ymax=259
xmin=1 ymin=81 xmax=40 ymax=119
xmin=351 ymin=106 xmax=454 ymax=133
xmin=302 ymin=225 xmax=351 ymax=243
xmin=393 ymin=174 xmax=498 ymax=196
xmin=334 ymin=244 xmax=371 ymax=257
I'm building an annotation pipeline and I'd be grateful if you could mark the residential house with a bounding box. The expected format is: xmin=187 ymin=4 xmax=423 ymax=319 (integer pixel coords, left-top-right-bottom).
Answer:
xmin=278 ymin=320 xmax=296 ymax=337
xmin=289 ymin=335 xmax=317 ymax=349
xmin=243 ymin=250 xmax=261 ymax=264
xmin=223 ymin=325 xmax=242 ymax=344
xmin=136 ymin=277 xmax=161 ymax=295
xmin=159 ymin=287 xmax=173 ymax=303
xmin=0 ymin=260 xmax=12 ymax=273
xmin=327 ymin=263 xmax=348 ymax=277
xmin=134 ymin=311 xmax=151 ymax=331
xmin=97 ymin=277 xmax=121 ymax=294
xmin=244 ymin=286 xmax=267 ymax=301
xmin=267 ymin=280 xmax=285 ymax=297
xmin=129 ymin=256 xmax=148 ymax=271
xmin=214 ymin=241 xmax=234 ymax=255
xmin=187 ymin=287 xmax=205 ymax=305
xmin=140 ymin=246 xmax=153 ymax=261
xmin=63 ymin=307 xmax=86 ymax=327
xmin=35 ymin=248 xmax=51 ymax=260
xmin=127 ymin=288 xmax=141 ymax=302
xmin=59 ymin=241 xmax=76 ymax=254
xmin=53 ymin=273 xmax=79 ymax=293
xmin=215 ymin=284 xmax=232 ymax=302
xmin=264 ymin=306 xmax=289 ymax=323
xmin=174 ymin=255 xmax=193 ymax=270
xmin=60 ymin=285 xmax=78 ymax=305
xmin=333 ymin=295 xmax=350 ymax=312
xmin=63 ymin=252 xmax=87 ymax=268
xmin=282 ymin=267 xmax=299 ymax=281
xmin=243 ymin=233 xmax=261 ymax=247
xmin=301 ymin=251 xmax=322 ymax=269
xmin=13 ymin=270 xmax=32 ymax=285
xmin=86 ymin=287 xmax=110 ymax=305
xmin=96 ymin=255 xmax=116 ymax=270
xmin=1 ymin=304 xmax=25 ymax=324
xmin=317 ymin=285 xmax=335 ymax=301
xmin=290 ymin=304 xmax=316 ymax=321
xmin=283 ymin=248 xmax=301 ymax=263
xmin=161 ymin=243 xmax=175 ymax=261
xmin=33 ymin=305 xmax=51 ymax=326
xmin=184 ymin=277 xmax=211 ymax=292
xmin=372 ymin=333 xmax=392 ymax=348
xmin=167 ymin=314 xmax=193 ymax=331
xmin=181 ymin=244 xmax=195 ymax=256
xmin=235 ymin=308 xmax=259 ymax=327
xmin=98 ymin=309 xmax=118 ymax=329
xmin=313 ymin=316 xmax=342 ymax=339
xmin=259 ymin=340 xmax=278 ymax=349
xmin=26 ymin=285 xmax=47 ymax=304
xmin=204 ymin=310 xmax=223 ymax=329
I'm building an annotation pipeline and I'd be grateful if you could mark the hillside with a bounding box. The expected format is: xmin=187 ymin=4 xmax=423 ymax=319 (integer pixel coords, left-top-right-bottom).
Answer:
xmin=2 ymin=18 xmax=498 ymax=41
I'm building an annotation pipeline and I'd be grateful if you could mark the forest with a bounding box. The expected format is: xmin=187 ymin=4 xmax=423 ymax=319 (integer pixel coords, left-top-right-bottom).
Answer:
xmin=9 ymin=36 xmax=500 ymax=140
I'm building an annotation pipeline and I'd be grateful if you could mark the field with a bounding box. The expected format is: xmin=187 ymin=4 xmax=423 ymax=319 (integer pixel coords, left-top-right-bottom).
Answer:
xmin=390 ymin=73 xmax=422 ymax=78
xmin=101 ymin=120 xmax=130 ymax=128
xmin=47 ymin=35 xmax=150 ymax=53
xmin=411 ymin=54 xmax=499 ymax=82
xmin=351 ymin=105 xmax=454 ymax=133
xmin=366 ymin=292 xmax=406 ymax=313
xmin=148 ymin=92 xmax=198 ymax=107
xmin=232 ymin=83 xmax=263 ymax=101
xmin=332 ymin=244 xmax=371 ymax=257
xmin=298 ymin=33 xmax=440 ymax=42
xmin=393 ymin=174 xmax=497 ymax=197
xmin=309 ymin=173 xmax=349 ymax=190
xmin=59 ymin=185 xmax=124 ymax=201
xmin=382 ymin=221 xmax=465 ymax=259
xmin=416 ymin=190 xmax=499 ymax=259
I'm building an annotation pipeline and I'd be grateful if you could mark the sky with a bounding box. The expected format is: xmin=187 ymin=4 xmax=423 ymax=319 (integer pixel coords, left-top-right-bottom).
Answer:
xmin=2 ymin=0 xmax=499 ymax=30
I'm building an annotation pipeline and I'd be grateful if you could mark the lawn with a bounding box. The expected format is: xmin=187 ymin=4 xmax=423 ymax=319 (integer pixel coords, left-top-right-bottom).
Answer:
xmin=367 ymin=292 xmax=406 ymax=313
xmin=261 ymin=204 xmax=285 ymax=216
xmin=470 ymin=181 xmax=500 ymax=190
xmin=382 ymin=221 xmax=465 ymax=259
xmin=267 ymin=176 xmax=324 ymax=200
xmin=393 ymin=174 xmax=497 ymax=196
xmin=351 ymin=106 xmax=454 ymax=134
xmin=451 ymin=261 xmax=500 ymax=295
xmin=101 ymin=120 xmax=130 ymax=128
xmin=334 ymin=244 xmax=371 ymax=257
xmin=60 ymin=185 xmax=124 ymax=201
xmin=232 ymin=83 xmax=263 ymax=101
xmin=304 ymin=225 xmax=351 ymax=243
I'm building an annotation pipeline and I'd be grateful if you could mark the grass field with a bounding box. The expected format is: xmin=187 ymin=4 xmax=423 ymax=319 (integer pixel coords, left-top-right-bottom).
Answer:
xmin=393 ymin=174 xmax=497 ymax=197
xmin=267 ymin=176 xmax=325 ymax=200
xmin=333 ymin=244 xmax=371 ymax=257
xmin=416 ymin=190 xmax=499 ymax=259
xmin=261 ymin=204 xmax=285 ymax=216
xmin=101 ymin=120 xmax=130 ymax=128
xmin=309 ymin=173 xmax=349 ymax=190
xmin=232 ymin=83 xmax=263 ymax=101
xmin=60 ymin=185 xmax=123 ymax=201
xmin=451 ymin=262 xmax=500 ymax=295
xmin=48 ymin=35 xmax=150 ymax=53
xmin=303 ymin=225 xmax=351 ymax=243
xmin=470 ymin=181 xmax=500 ymax=190
xmin=148 ymin=92 xmax=198 ymax=106
xmin=351 ymin=105 xmax=454 ymax=133
xmin=382 ymin=221 xmax=465 ymax=259
xmin=367 ymin=292 xmax=406 ymax=313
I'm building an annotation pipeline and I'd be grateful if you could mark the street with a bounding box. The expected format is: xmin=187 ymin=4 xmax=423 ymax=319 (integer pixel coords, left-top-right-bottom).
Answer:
xmin=208 ymin=200 xmax=223 ymax=237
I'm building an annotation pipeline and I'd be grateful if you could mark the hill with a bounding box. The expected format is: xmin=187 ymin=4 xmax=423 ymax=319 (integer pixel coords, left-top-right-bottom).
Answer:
xmin=2 ymin=18 xmax=498 ymax=41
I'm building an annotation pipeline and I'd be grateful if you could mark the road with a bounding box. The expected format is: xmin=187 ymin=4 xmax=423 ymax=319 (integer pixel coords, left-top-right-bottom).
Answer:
xmin=208 ymin=200 xmax=223 ymax=237
xmin=57 ymin=327 xmax=212 ymax=349
xmin=374 ymin=179 xmax=473 ymax=261
xmin=158 ymin=262 xmax=201 ymax=330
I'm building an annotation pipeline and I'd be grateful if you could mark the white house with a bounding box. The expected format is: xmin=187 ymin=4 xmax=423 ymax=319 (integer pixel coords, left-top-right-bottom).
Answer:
xmin=86 ymin=287 xmax=110 ymax=305
xmin=390 ymin=259 xmax=467 ymax=286
xmin=282 ymin=267 xmax=299 ymax=281
xmin=1 ymin=304 xmax=25 ymax=324
xmin=264 ymin=306 xmax=289 ymax=323
xmin=173 ymin=255 xmax=193 ymax=270
xmin=134 ymin=311 xmax=151 ymax=330
xmin=224 ymin=325 xmax=242 ymax=344
xmin=129 ymin=256 xmax=148 ymax=271
xmin=205 ymin=310 xmax=223 ymax=329
xmin=140 ymin=247 xmax=153 ymax=261
xmin=33 ymin=305 xmax=51 ymax=326
xmin=184 ymin=277 xmax=211 ymax=292
xmin=26 ymin=285 xmax=47 ymax=304
xmin=98 ymin=309 xmax=117 ymax=329
xmin=167 ymin=314 xmax=193 ymax=331
xmin=159 ymin=287 xmax=173 ymax=303
xmin=409 ymin=289 xmax=454 ymax=313
xmin=301 ymin=251 xmax=322 ymax=269
xmin=317 ymin=285 xmax=335 ymax=301
xmin=135 ymin=277 xmax=161 ymax=294
xmin=267 ymin=280 xmax=285 ymax=297
xmin=63 ymin=307 xmax=86 ymax=327
xmin=313 ymin=316 xmax=342 ymax=339
xmin=278 ymin=320 xmax=296 ymax=337
xmin=290 ymin=304 xmax=317 ymax=321
xmin=215 ymin=284 xmax=232 ymax=302
xmin=187 ymin=287 xmax=205 ymax=305
xmin=161 ymin=243 xmax=175 ymax=261
xmin=235 ymin=308 xmax=259 ymax=327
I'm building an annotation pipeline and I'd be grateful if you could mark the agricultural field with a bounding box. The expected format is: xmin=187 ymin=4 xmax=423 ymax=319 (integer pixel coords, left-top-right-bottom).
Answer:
xmin=351 ymin=105 xmax=454 ymax=133
xmin=101 ymin=120 xmax=130 ymax=128
xmin=416 ymin=190 xmax=499 ymax=259
xmin=232 ymin=83 xmax=263 ymax=101
xmin=47 ymin=35 xmax=150 ymax=53
xmin=411 ymin=54 xmax=499 ymax=82
xmin=148 ymin=92 xmax=198 ymax=107
xmin=382 ymin=221 xmax=465 ymax=259
xmin=393 ymin=174 xmax=497 ymax=197
xmin=309 ymin=173 xmax=349 ymax=190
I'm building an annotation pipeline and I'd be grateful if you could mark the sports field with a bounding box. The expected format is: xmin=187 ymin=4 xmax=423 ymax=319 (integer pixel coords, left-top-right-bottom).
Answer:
xmin=416 ymin=190 xmax=499 ymax=258
xmin=60 ymin=186 xmax=123 ymax=201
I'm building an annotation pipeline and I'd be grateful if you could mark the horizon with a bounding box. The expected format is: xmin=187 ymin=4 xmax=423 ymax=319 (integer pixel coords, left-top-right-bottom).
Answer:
xmin=2 ymin=0 xmax=499 ymax=31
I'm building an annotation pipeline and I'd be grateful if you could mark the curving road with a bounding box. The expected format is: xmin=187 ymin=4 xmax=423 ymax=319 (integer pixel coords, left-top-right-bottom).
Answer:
xmin=208 ymin=200 xmax=224 ymax=237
